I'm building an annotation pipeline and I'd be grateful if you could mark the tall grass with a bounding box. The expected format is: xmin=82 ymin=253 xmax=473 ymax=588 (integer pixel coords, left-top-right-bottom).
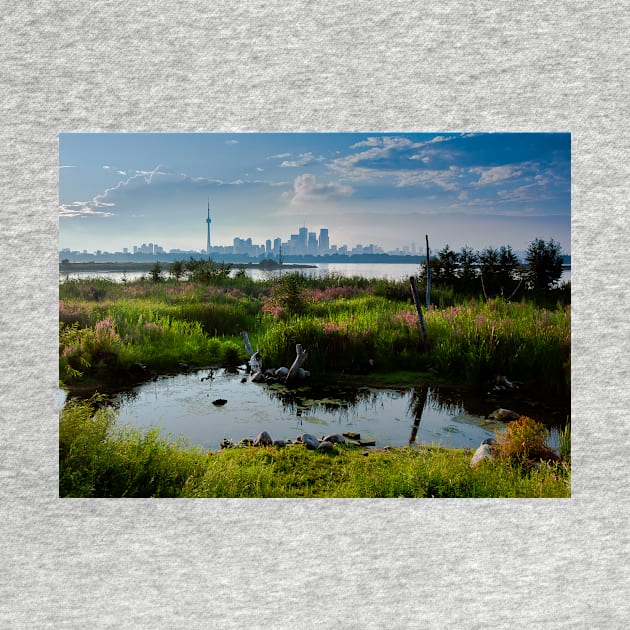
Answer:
xmin=60 ymin=399 xmax=570 ymax=498
xmin=60 ymin=278 xmax=570 ymax=399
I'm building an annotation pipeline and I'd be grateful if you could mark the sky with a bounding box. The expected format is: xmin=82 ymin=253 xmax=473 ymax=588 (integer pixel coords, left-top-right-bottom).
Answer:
xmin=59 ymin=132 xmax=571 ymax=255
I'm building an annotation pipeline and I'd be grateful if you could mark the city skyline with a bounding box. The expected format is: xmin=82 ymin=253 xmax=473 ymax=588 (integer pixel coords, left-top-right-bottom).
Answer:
xmin=59 ymin=132 xmax=571 ymax=255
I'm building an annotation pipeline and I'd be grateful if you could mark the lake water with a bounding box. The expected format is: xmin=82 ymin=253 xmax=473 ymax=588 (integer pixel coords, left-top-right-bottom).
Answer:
xmin=59 ymin=262 xmax=571 ymax=283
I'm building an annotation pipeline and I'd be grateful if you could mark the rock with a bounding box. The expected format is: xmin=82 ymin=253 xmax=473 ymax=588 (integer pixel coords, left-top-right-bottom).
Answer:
xmin=343 ymin=432 xmax=361 ymax=441
xmin=240 ymin=377 xmax=247 ymax=383
xmin=273 ymin=440 xmax=286 ymax=448
xmin=251 ymin=371 xmax=266 ymax=383
xmin=317 ymin=440 xmax=334 ymax=451
xmin=296 ymin=433 xmax=320 ymax=450
xmin=237 ymin=438 xmax=254 ymax=447
xmin=253 ymin=431 xmax=273 ymax=447
xmin=470 ymin=439 xmax=497 ymax=467
xmin=297 ymin=368 xmax=310 ymax=378
xmin=488 ymin=408 xmax=520 ymax=422
xmin=212 ymin=398 xmax=227 ymax=406
xmin=275 ymin=367 xmax=289 ymax=377
xmin=321 ymin=434 xmax=345 ymax=445
xmin=220 ymin=439 xmax=234 ymax=449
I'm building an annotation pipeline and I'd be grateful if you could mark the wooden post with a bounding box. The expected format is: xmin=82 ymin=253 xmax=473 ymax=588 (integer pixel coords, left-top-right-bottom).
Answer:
xmin=409 ymin=276 xmax=428 ymax=351
xmin=425 ymin=234 xmax=431 ymax=308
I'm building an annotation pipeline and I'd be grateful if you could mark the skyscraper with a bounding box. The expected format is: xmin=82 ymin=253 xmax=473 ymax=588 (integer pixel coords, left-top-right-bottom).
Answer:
xmin=206 ymin=199 xmax=212 ymax=254
xmin=318 ymin=228 xmax=329 ymax=254
xmin=298 ymin=227 xmax=308 ymax=255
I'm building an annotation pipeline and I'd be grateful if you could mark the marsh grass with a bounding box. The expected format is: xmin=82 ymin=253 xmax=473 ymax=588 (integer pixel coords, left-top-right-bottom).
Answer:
xmin=60 ymin=277 xmax=569 ymax=398
xmin=59 ymin=400 xmax=570 ymax=498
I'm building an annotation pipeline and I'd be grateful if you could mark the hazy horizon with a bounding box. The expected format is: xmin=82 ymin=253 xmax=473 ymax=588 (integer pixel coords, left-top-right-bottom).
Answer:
xmin=59 ymin=132 xmax=571 ymax=255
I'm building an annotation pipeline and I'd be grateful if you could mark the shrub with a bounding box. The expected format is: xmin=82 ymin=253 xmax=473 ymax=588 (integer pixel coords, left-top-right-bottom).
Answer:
xmin=494 ymin=416 xmax=558 ymax=463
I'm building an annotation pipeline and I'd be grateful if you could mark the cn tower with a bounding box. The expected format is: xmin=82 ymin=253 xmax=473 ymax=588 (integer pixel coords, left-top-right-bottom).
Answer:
xmin=206 ymin=199 xmax=212 ymax=256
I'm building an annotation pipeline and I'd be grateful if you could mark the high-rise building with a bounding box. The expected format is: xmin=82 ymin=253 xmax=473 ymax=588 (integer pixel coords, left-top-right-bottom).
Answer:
xmin=307 ymin=232 xmax=318 ymax=254
xmin=318 ymin=228 xmax=329 ymax=254
xmin=298 ymin=227 xmax=308 ymax=254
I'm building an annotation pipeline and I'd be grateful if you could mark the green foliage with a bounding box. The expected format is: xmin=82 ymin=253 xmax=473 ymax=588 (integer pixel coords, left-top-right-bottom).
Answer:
xmin=526 ymin=238 xmax=564 ymax=292
xmin=269 ymin=272 xmax=307 ymax=316
xmin=494 ymin=416 xmax=557 ymax=463
xmin=184 ymin=257 xmax=232 ymax=284
xmin=59 ymin=399 xmax=570 ymax=498
xmin=168 ymin=260 xmax=185 ymax=280
xmin=149 ymin=261 xmax=164 ymax=282
xmin=59 ymin=274 xmax=570 ymax=399
xmin=59 ymin=398 xmax=208 ymax=497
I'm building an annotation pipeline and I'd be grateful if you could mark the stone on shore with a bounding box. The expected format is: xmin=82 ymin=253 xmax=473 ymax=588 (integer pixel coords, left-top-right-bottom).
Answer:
xmin=470 ymin=439 xmax=497 ymax=467
xmin=253 ymin=431 xmax=273 ymax=447
xmin=296 ymin=433 xmax=320 ymax=450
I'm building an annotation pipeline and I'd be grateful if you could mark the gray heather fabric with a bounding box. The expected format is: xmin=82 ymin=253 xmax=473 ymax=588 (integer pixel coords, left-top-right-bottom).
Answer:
xmin=1 ymin=1 xmax=628 ymax=627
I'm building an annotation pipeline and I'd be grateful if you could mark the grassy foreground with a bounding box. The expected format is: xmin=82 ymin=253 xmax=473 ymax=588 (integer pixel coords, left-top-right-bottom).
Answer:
xmin=60 ymin=399 xmax=570 ymax=498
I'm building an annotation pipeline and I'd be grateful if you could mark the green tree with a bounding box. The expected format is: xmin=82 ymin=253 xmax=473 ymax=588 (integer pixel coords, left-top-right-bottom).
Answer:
xmin=435 ymin=245 xmax=459 ymax=285
xmin=526 ymin=238 xmax=563 ymax=292
xmin=497 ymin=245 xmax=521 ymax=298
xmin=479 ymin=246 xmax=500 ymax=297
xmin=149 ymin=261 xmax=164 ymax=282
xmin=169 ymin=260 xmax=185 ymax=281
xmin=457 ymin=245 xmax=478 ymax=294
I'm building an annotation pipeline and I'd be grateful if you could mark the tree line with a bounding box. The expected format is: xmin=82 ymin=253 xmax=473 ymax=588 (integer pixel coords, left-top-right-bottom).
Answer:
xmin=419 ymin=238 xmax=568 ymax=303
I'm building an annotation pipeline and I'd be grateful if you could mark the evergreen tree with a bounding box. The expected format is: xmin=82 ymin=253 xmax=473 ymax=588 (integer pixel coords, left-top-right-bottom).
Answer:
xmin=526 ymin=238 xmax=563 ymax=292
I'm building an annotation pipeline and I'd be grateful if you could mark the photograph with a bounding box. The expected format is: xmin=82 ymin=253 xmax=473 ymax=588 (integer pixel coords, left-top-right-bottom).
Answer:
xmin=58 ymin=131 xmax=571 ymax=498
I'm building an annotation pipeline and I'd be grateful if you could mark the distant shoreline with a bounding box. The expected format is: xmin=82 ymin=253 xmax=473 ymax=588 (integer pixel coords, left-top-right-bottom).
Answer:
xmin=59 ymin=261 xmax=317 ymax=272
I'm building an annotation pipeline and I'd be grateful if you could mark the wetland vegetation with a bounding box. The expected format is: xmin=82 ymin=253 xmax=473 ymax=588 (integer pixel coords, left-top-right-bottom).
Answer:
xmin=59 ymin=243 xmax=571 ymax=498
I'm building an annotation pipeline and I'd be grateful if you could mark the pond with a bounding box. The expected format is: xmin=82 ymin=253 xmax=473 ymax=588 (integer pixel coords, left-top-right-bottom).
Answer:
xmin=61 ymin=369 xmax=566 ymax=451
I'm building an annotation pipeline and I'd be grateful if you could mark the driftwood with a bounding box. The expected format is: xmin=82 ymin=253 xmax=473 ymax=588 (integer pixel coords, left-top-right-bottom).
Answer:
xmin=241 ymin=332 xmax=309 ymax=384
xmin=241 ymin=331 xmax=263 ymax=373
xmin=286 ymin=344 xmax=308 ymax=383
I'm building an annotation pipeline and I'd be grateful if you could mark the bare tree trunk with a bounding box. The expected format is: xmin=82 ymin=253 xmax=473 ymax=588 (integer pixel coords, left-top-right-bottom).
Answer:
xmin=286 ymin=344 xmax=308 ymax=383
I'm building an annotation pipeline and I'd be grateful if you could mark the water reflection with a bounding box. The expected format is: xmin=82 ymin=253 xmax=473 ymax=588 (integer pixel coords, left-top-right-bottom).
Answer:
xmin=61 ymin=369 xmax=565 ymax=451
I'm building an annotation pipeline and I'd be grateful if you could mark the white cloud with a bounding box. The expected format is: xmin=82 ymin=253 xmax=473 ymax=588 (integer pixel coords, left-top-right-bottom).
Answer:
xmin=256 ymin=167 xmax=264 ymax=172
xmin=225 ymin=140 xmax=239 ymax=145
xmin=268 ymin=152 xmax=292 ymax=159
xmin=279 ymin=152 xmax=324 ymax=168
xmin=285 ymin=173 xmax=354 ymax=205
xmin=395 ymin=167 xmax=461 ymax=191
xmin=59 ymin=202 xmax=114 ymax=218
xmin=102 ymin=165 xmax=111 ymax=170
xmin=471 ymin=165 xmax=522 ymax=186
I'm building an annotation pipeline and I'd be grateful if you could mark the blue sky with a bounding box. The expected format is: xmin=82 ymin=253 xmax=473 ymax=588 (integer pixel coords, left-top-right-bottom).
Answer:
xmin=59 ymin=132 xmax=571 ymax=254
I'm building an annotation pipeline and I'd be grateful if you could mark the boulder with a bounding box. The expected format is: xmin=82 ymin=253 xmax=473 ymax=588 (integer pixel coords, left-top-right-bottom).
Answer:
xmin=251 ymin=371 xmax=266 ymax=383
xmin=253 ymin=431 xmax=273 ymax=447
xmin=317 ymin=440 xmax=334 ymax=451
xmin=212 ymin=398 xmax=227 ymax=406
xmin=488 ymin=408 xmax=520 ymax=422
xmin=275 ymin=367 xmax=289 ymax=377
xmin=321 ymin=434 xmax=345 ymax=445
xmin=470 ymin=439 xmax=497 ymax=467
xmin=273 ymin=440 xmax=286 ymax=448
xmin=237 ymin=438 xmax=254 ymax=447
xmin=296 ymin=433 xmax=320 ymax=450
